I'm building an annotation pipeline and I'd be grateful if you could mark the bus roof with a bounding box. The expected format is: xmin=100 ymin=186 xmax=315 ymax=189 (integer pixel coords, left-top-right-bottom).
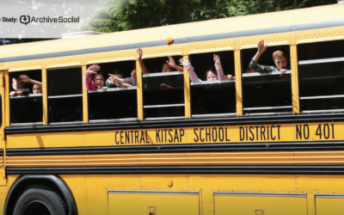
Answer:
xmin=0 ymin=3 xmax=343 ymax=63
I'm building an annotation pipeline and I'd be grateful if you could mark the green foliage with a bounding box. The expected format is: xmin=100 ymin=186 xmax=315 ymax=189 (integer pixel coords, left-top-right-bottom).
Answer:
xmin=84 ymin=0 xmax=337 ymax=33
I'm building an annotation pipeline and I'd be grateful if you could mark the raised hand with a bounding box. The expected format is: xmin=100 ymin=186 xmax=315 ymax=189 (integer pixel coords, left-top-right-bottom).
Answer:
xmin=20 ymin=75 xmax=30 ymax=83
xmin=214 ymin=54 xmax=220 ymax=63
xmin=179 ymin=58 xmax=190 ymax=67
xmin=214 ymin=54 xmax=221 ymax=67
xmin=86 ymin=64 xmax=100 ymax=76
xmin=137 ymin=48 xmax=143 ymax=60
xmin=257 ymin=39 xmax=268 ymax=54
xmin=167 ymin=56 xmax=176 ymax=68
xmin=12 ymin=78 xmax=18 ymax=89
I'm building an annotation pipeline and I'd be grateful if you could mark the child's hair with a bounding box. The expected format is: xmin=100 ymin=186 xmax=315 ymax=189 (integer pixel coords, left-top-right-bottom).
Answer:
xmin=92 ymin=71 xmax=104 ymax=80
xmin=273 ymin=50 xmax=288 ymax=60
xmin=205 ymin=69 xmax=217 ymax=80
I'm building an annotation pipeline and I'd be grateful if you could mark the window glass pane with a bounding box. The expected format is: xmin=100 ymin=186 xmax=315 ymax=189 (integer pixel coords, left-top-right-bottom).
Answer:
xmin=48 ymin=67 xmax=82 ymax=123
xmin=48 ymin=97 xmax=82 ymax=123
xmin=86 ymin=61 xmax=138 ymax=121
xmin=9 ymin=70 xmax=43 ymax=124
xmin=297 ymin=40 xmax=344 ymax=61
xmin=48 ymin=67 xmax=82 ymax=96
xmin=142 ymin=56 xmax=185 ymax=118
xmin=298 ymin=40 xmax=344 ymax=112
xmin=189 ymin=51 xmax=235 ymax=116
xmin=241 ymin=45 xmax=292 ymax=114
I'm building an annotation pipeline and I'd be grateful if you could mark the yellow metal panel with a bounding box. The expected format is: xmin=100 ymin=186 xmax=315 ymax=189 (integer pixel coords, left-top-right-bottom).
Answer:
xmin=86 ymin=57 xmax=135 ymax=65
xmin=4 ymin=72 xmax=10 ymax=127
xmin=189 ymin=47 xmax=233 ymax=55
xmin=42 ymin=68 xmax=48 ymax=125
xmin=60 ymin=175 xmax=88 ymax=215
xmin=183 ymin=55 xmax=191 ymax=118
xmin=290 ymin=45 xmax=300 ymax=114
xmin=108 ymin=191 xmax=199 ymax=215
xmin=307 ymin=194 xmax=315 ymax=215
xmin=142 ymin=52 xmax=182 ymax=59
xmin=7 ymin=132 xmax=85 ymax=148
xmin=136 ymin=60 xmax=143 ymax=121
xmin=46 ymin=62 xmax=81 ymax=69
xmin=316 ymin=197 xmax=344 ymax=215
xmin=241 ymin=41 xmax=289 ymax=50
xmin=234 ymin=50 xmax=242 ymax=116
xmin=214 ymin=195 xmax=307 ymax=215
xmin=82 ymin=65 xmax=88 ymax=123
xmin=9 ymin=66 xmax=41 ymax=72
xmin=297 ymin=35 xmax=344 ymax=45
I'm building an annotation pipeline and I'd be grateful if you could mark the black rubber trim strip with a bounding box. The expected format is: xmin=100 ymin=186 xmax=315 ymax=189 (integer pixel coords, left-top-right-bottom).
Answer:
xmin=0 ymin=149 xmax=3 ymax=156
xmin=5 ymin=112 xmax=344 ymax=135
xmin=0 ymin=19 xmax=343 ymax=63
xmin=4 ymin=175 xmax=78 ymax=215
xmin=6 ymin=141 xmax=344 ymax=156
xmin=7 ymin=166 xmax=344 ymax=175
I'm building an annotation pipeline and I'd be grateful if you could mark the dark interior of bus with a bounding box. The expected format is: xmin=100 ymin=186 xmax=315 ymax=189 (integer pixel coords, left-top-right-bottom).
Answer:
xmin=48 ymin=67 xmax=82 ymax=123
xmin=142 ymin=56 xmax=185 ymax=118
xmin=9 ymin=70 xmax=42 ymax=124
xmin=189 ymin=51 xmax=236 ymax=115
xmin=87 ymin=60 xmax=137 ymax=120
xmin=240 ymin=45 xmax=292 ymax=114
xmin=297 ymin=40 xmax=344 ymax=112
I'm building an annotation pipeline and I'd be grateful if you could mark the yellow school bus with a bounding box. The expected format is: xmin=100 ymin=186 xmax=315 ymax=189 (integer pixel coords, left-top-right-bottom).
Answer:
xmin=0 ymin=2 xmax=344 ymax=215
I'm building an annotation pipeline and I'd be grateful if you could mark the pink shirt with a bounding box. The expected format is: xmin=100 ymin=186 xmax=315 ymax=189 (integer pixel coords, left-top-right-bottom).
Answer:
xmin=185 ymin=61 xmax=226 ymax=82
xmin=84 ymin=74 xmax=96 ymax=90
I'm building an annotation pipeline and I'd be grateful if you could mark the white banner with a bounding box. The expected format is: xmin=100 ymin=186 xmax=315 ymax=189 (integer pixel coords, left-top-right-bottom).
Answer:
xmin=0 ymin=0 xmax=109 ymax=38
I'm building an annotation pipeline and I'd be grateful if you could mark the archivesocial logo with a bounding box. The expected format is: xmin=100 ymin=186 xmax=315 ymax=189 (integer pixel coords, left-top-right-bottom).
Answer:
xmin=19 ymin=15 xmax=80 ymax=25
xmin=0 ymin=15 xmax=80 ymax=25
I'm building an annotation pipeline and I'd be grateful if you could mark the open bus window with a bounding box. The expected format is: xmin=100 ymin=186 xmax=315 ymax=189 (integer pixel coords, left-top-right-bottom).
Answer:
xmin=87 ymin=60 xmax=137 ymax=122
xmin=48 ymin=67 xmax=82 ymax=124
xmin=189 ymin=51 xmax=236 ymax=117
xmin=298 ymin=40 xmax=344 ymax=113
xmin=9 ymin=70 xmax=43 ymax=125
xmin=142 ymin=56 xmax=185 ymax=119
xmin=241 ymin=45 xmax=292 ymax=115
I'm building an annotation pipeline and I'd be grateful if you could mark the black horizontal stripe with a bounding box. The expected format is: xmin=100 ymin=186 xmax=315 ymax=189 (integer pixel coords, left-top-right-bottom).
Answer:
xmin=7 ymin=165 xmax=344 ymax=175
xmin=6 ymin=141 xmax=344 ymax=156
xmin=0 ymin=149 xmax=3 ymax=156
xmin=0 ymin=19 xmax=343 ymax=63
xmin=5 ymin=112 xmax=344 ymax=135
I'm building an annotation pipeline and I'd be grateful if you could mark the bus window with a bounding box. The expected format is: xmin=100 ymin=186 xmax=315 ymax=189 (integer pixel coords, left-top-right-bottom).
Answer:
xmin=87 ymin=61 xmax=137 ymax=122
xmin=48 ymin=67 xmax=82 ymax=124
xmin=9 ymin=70 xmax=43 ymax=125
xmin=298 ymin=40 xmax=344 ymax=113
xmin=189 ymin=51 xmax=236 ymax=117
xmin=142 ymin=56 xmax=185 ymax=119
xmin=241 ymin=45 xmax=292 ymax=115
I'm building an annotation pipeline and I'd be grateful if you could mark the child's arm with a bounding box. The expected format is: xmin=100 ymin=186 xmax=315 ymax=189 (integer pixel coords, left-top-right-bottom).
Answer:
xmin=167 ymin=56 xmax=184 ymax=72
xmin=84 ymin=73 xmax=96 ymax=90
xmin=179 ymin=58 xmax=201 ymax=82
xmin=214 ymin=55 xmax=227 ymax=80
xmin=113 ymin=77 xmax=135 ymax=88
xmin=21 ymin=75 xmax=42 ymax=87
xmin=249 ymin=40 xmax=278 ymax=73
xmin=137 ymin=49 xmax=150 ymax=74
xmin=84 ymin=64 xmax=100 ymax=90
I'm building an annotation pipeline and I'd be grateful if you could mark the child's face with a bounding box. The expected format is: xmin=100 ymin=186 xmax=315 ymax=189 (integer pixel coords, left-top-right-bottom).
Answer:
xmin=15 ymin=75 xmax=25 ymax=88
xmin=94 ymin=74 xmax=105 ymax=89
xmin=162 ymin=63 xmax=173 ymax=73
xmin=274 ymin=56 xmax=288 ymax=70
xmin=207 ymin=71 xmax=218 ymax=81
xmin=32 ymin=85 xmax=42 ymax=94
